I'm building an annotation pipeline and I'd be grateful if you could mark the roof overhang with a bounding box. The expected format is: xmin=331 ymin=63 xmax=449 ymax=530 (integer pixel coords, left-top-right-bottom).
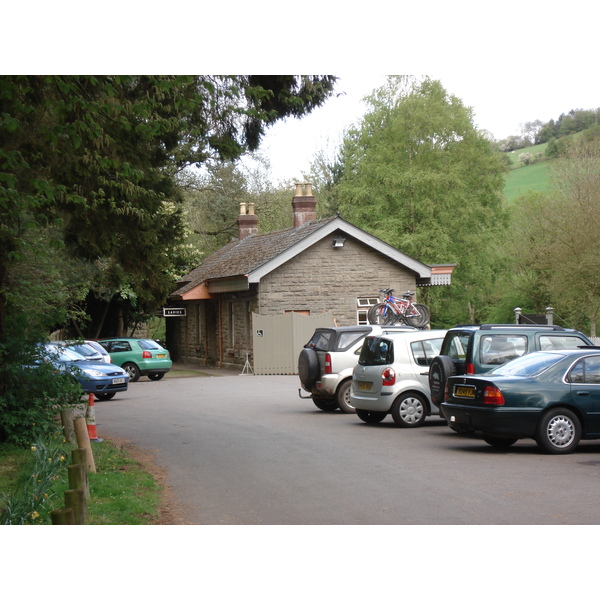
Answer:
xmin=417 ymin=264 xmax=456 ymax=286
xmin=179 ymin=281 xmax=216 ymax=300
xmin=247 ymin=217 xmax=432 ymax=283
xmin=207 ymin=276 xmax=249 ymax=294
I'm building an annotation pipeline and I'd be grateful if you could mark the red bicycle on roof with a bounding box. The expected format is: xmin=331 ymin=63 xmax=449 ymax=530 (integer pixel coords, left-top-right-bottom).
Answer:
xmin=367 ymin=289 xmax=430 ymax=328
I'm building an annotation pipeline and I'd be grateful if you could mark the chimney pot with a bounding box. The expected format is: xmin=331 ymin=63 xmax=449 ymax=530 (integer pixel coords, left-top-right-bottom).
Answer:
xmin=238 ymin=203 xmax=258 ymax=239
xmin=292 ymin=183 xmax=316 ymax=228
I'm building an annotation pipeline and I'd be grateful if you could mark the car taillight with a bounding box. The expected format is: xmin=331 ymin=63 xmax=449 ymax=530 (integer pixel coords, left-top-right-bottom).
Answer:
xmin=382 ymin=367 xmax=396 ymax=386
xmin=466 ymin=363 xmax=475 ymax=375
xmin=324 ymin=353 xmax=332 ymax=375
xmin=142 ymin=351 xmax=152 ymax=359
xmin=483 ymin=385 xmax=504 ymax=405
xmin=444 ymin=381 xmax=449 ymax=400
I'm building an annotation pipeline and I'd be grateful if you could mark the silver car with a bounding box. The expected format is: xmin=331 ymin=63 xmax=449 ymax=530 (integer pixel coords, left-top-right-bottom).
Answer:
xmin=351 ymin=329 xmax=447 ymax=427
xmin=298 ymin=324 xmax=418 ymax=413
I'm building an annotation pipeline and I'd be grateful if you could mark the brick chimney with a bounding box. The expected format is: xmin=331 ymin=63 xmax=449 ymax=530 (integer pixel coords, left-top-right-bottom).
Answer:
xmin=292 ymin=183 xmax=317 ymax=228
xmin=237 ymin=202 xmax=258 ymax=239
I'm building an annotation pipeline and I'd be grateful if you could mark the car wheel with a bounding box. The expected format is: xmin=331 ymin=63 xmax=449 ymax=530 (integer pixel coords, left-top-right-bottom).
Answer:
xmin=95 ymin=392 xmax=116 ymax=401
xmin=368 ymin=303 xmax=396 ymax=325
xmin=391 ymin=392 xmax=427 ymax=427
xmin=535 ymin=408 xmax=581 ymax=454
xmin=298 ymin=348 xmax=320 ymax=388
xmin=356 ymin=409 xmax=387 ymax=424
xmin=429 ymin=355 xmax=456 ymax=406
xmin=336 ymin=380 xmax=355 ymax=414
xmin=122 ymin=362 xmax=141 ymax=382
xmin=483 ymin=436 xmax=518 ymax=449
xmin=148 ymin=372 xmax=165 ymax=381
xmin=404 ymin=303 xmax=430 ymax=328
xmin=312 ymin=397 xmax=338 ymax=412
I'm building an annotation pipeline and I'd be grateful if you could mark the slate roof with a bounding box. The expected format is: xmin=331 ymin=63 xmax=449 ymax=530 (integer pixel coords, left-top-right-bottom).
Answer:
xmin=172 ymin=216 xmax=339 ymax=297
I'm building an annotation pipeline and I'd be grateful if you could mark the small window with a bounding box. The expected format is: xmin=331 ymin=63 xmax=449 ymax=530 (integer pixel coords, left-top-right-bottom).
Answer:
xmin=540 ymin=335 xmax=589 ymax=351
xmin=411 ymin=338 xmax=443 ymax=367
xmin=569 ymin=356 xmax=600 ymax=384
xmin=336 ymin=331 xmax=368 ymax=351
xmin=357 ymin=297 xmax=379 ymax=325
xmin=111 ymin=341 xmax=131 ymax=353
xmin=480 ymin=335 xmax=525 ymax=366
xmin=305 ymin=330 xmax=332 ymax=351
xmin=445 ymin=332 xmax=470 ymax=361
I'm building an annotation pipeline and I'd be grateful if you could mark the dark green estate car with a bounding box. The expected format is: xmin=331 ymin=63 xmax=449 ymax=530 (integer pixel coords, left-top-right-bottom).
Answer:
xmin=442 ymin=348 xmax=600 ymax=454
xmin=98 ymin=338 xmax=172 ymax=382
xmin=429 ymin=324 xmax=593 ymax=409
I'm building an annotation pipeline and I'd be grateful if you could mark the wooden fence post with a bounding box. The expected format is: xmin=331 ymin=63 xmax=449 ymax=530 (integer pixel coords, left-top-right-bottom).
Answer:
xmin=64 ymin=489 xmax=86 ymax=525
xmin=73 ymin=417 xmax=96 ymax=474
xmin=60 ymin=409 xmax=76 ymax=445
xmin=51 ymin=508 xmax=75 ymax=525
xmin=68 ymin=464 xmax=89 ymax=504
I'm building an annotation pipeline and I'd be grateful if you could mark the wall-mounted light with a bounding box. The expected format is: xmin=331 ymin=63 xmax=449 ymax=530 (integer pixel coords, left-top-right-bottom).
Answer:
xmin=333 ymin=237 xmax=346 ymax=248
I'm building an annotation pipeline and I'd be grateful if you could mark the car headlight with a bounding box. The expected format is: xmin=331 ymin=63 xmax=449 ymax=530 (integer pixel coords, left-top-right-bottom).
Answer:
xmin=82 ymin=368 xmax=105 ymax=378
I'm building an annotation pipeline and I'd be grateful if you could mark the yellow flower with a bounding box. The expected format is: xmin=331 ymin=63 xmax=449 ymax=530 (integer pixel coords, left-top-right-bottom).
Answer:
xmin=31 ymin=511 xmax=40 ymax=519
xmin=60 ymin=455 xmax=65 ymax=461
xmin=31 ymin=446 xmax=37 ymax=452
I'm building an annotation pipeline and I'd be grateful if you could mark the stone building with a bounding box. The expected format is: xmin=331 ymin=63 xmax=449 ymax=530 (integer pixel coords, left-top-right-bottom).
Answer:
xmin=166 ymin=184 xmax=454 ymax=371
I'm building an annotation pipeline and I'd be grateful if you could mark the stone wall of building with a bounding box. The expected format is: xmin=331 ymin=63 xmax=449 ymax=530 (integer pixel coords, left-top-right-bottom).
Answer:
xmin=258 ymin=233 xmax=417 ymax=325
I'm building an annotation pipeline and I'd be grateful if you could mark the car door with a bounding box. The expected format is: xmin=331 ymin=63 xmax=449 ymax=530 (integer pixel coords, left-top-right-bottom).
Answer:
xmin=568 ymin=355 xmax=600 ymax=435
xmin=407 ymin=337 xmax=444 ymax=389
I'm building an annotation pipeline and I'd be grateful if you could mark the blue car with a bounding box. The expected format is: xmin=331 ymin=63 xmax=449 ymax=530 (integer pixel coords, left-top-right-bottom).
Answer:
xmin=41 ymin=343 xmax=129 ymax=400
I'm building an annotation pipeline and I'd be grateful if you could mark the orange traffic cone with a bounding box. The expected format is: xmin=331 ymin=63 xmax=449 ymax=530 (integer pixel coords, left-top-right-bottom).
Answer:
xmin=85 ymin=393 xmax=103 ymax=443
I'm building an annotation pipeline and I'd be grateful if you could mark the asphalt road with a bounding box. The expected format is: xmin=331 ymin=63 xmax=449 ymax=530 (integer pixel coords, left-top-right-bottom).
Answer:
xmin=94 ymin=370 xmax=600 ymax=525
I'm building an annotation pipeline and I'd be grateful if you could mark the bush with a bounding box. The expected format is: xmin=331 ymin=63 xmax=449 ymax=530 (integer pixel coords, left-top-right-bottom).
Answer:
xmin=0 ymin=339 xmax=84 ymax=447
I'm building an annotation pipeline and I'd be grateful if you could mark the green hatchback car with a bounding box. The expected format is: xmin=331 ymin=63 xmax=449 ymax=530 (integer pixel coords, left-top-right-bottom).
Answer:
xmin=98 ymin=338 xmax=172 ymax=382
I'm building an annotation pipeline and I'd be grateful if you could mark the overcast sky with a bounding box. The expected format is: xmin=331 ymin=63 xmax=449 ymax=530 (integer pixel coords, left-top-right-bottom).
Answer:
xmin=258 ymin=72 xmax=599 ymax=183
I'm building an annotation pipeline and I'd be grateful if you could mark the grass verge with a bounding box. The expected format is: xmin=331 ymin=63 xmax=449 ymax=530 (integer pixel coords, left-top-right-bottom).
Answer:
xmin=0 ymin=438 xmax=165 ymax=525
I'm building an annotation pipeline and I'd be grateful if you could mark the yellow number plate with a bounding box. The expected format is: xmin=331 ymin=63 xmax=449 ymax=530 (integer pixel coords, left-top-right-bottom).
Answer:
xmin=156 ymin=354 xmax=166 ymax=358
xmin=455 ymin=385 xmax=475 ymax=398
xmin=358 ymin=381 xmax=372 ymax=391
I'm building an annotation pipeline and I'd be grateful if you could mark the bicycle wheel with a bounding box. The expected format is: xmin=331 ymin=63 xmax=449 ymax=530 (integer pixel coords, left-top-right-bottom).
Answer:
xmin=404 ymin=303 xmax=430 ymax=327
xmin=368 ymin=303 xmax=396 ymax=325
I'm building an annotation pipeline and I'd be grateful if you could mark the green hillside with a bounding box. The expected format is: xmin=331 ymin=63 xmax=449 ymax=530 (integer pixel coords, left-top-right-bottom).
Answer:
xmin=503 ymin=142 xmax=551 ymax=202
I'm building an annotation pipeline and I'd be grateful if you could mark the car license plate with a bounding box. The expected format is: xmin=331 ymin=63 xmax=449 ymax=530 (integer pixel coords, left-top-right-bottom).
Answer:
xmin=358 ymin=381 xmax=372 ymax=391
xmin=156 ymin=353 xmax=166 ymax=358
xmin=455 ymin=385 xmax=475 ymax=398
xmin=112 ymin=377 xmax=125 ymax=385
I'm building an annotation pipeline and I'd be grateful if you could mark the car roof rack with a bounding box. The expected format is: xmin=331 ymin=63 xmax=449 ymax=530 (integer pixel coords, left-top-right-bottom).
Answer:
xmin=479 ymin=324 xmax=566 ymax=331
xmin=451 ymin=324 xmax=567 ymax=331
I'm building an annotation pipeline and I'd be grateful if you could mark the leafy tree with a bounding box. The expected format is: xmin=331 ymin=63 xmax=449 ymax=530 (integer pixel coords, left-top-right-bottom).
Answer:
xmin=0 ymin=75 xmax=335 ymax=332
xmin=0 ymin=75 xmax=336 ymax=440
xmin=332 ymin=76 xmax=508 ymax=325
xmin=508 ymin=138 xmax=600 ymax=335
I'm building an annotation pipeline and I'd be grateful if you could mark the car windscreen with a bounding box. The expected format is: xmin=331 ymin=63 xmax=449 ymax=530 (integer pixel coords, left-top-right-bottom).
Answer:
xmin=46 ymin=345 xmax=85 ymax=362
xmin=69 ymin=344 xmax=98 ymax=358
xmin=358 ymin=337 xmax=394 ymax=366
xmin=490 ymin=352 xmax=563 ymax=377
xmin=138 ymin=339 xmax=164 ymax=350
